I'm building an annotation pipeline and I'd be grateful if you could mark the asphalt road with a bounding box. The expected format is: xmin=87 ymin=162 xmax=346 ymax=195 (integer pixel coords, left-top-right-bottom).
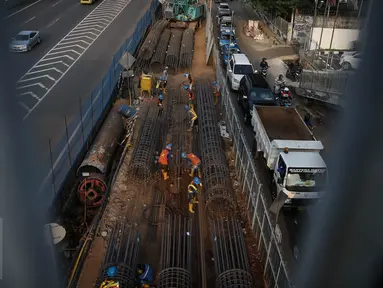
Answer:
xmin=213 ymin=0 xmax=307 ymax=275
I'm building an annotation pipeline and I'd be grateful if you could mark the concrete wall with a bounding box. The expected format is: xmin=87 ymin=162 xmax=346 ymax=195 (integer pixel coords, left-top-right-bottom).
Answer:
xmin=310 ymin=27 xmax=359 ymax=50
xmin=313 ymin=15 xmax=360 ymax=29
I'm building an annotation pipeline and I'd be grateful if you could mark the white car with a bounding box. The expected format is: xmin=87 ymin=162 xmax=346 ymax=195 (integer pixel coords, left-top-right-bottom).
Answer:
xmin=339 ymin=51 xmax=362 ymax=70
xmin=227 ymin=54 xmax=255 ymax=91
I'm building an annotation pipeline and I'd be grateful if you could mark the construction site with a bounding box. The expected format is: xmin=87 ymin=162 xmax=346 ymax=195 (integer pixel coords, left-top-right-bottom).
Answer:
xmin=55 ymin=15 xmax=263 ymax=288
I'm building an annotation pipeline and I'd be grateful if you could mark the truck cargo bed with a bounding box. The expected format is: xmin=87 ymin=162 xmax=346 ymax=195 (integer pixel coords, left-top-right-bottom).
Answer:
xmin=256 ymin=106 xmax=313 ymax=141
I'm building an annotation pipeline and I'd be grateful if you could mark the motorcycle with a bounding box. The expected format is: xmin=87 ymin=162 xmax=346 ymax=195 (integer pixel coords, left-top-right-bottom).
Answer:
xmin=286 ymin=62 xmax=302 ymax=82
xmin=260 ymin=67 xmax=268 ymax=77
xmin=279 ymin=91 xmax=292 ymax=106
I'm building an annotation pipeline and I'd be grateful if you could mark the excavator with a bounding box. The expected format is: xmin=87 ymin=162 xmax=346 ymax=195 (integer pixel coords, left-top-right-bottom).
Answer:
xmin=162 ymin=0 xmax=205 ymax=22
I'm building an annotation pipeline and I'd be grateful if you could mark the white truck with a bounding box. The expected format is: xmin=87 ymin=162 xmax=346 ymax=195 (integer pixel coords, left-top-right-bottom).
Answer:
xmin=251 ymin=106 xmax=327 ymax=207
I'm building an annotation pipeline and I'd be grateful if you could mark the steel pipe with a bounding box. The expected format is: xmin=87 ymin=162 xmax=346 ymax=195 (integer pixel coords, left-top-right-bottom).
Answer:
xmin=196 ymin=79 xmax=235 ymax=218
xmin=96 ymin=221 xmax=141 ymax=288
xmin=179 ymin=28 xmax=194 ymax=69
xmin=212 ymin=217 xmax=255 ymax=288
xmin=158 ymin=213 xmax=193 ymax=288
xmin=165 ymin=30 xmax=183 ymax=73
xmin=77 ymin=173 xmax=107 ymax=208
xmin=77 ymin=99 xmax=129 ymax=177
xmin=150 ymin=29 xmax=172 ymax=73
xmin=129 ymin=104 xmax=161 ymax=181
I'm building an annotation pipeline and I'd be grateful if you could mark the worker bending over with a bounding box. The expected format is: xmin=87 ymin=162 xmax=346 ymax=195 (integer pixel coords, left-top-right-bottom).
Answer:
xmin=182 ymin=152 xmax=201 ymax=177
xmin=100 ymin=266 xmax=120 ymax=288
xmin=188 ymin=177 xmax=202 ymax=213
xmin=212 ymin=81 xmax=220 ymax=105
xmin=137 ymin=264 xmax=154 ymax=287
xmin=184 ymin=105 xmax=198 ymax=132
xmin=158 ymin=144 xmax=172 ymax=180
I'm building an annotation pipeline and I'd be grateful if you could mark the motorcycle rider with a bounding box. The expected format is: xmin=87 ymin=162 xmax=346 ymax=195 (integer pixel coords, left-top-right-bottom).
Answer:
xmin=274 ymin=74 xmax=286 ymax=94
xmin=260 ymin=58 xmax=269 ymax=72
xmin=280 ymin=87 xmax=292 ymax=102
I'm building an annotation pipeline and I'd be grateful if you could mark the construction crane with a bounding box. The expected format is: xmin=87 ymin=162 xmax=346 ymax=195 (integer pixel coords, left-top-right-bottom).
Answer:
xmin=162 ymin=0 xmax=205 ymax=22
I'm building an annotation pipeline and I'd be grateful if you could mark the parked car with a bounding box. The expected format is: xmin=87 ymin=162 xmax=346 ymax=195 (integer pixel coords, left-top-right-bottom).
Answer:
xmin=9 ymin=30 xmax=41 ymax=52
xmin=339 ymin=51 xmax=362 ymax=70
xmin=218 ymin=29 xmax=236 ymax=49
xmin=218 ymin=3 xmax=231 ymax=17
xmin=221 ymin=43 xmax=241 ymax=67
xmin=237 ymin=73 xmax=278 ymax=124
xmin=218 ymin=15 xmax=233 ymax=28
xmin=226 ymin=53 xmax=254 ymax=91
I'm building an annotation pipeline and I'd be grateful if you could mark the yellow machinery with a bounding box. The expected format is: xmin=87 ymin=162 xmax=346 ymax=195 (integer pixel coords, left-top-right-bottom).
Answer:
xmin=80 ymin=0 xmax=95 ymax=4
xmin=140 ymin=73 xmax=153 ymax=96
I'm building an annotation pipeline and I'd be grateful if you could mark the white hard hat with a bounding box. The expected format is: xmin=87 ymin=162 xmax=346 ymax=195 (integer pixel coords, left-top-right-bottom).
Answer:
xmin=284 ymin=87 xmax=289 ymax=92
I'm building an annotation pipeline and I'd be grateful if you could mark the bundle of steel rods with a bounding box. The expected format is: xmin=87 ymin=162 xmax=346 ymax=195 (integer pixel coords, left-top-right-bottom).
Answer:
xmin=179 ymin=28 xmax=194 ymax=69
xmin=139 ymin=19 xmax=169 ymax=61
xmin=96 ymin=221 xmax=141 ymax=288
xmin=212 ymin=217 xmax=255 ymax=288
xmin=165 ymin=29 xmax=183 ymax=72
xmin=158 ymin=213 xmax=193 ymax=288
xmin=196 ymin=79 xmax=235 ymax=219
xmin=129 ymin=104 xmax=161 ymax=181
xmin=150 ymin=29 xmax=172 ymax=73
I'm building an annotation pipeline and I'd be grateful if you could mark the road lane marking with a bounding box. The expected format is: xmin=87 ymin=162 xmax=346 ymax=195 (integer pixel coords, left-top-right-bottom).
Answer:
xmin=23 ymin=16 xmax=36 ymax=25
xmin=46 ymin=17 xmax=60 ymax=28
xmin=19 ymin=75 xmax=56 ymax=82
xmin=52 ymin=0 xmax=65 ymax=7
xmin=26 ymin=67 xmax=63 ymax=75
xmin=17 ymin=0 xmax=133 ymax=120
xmin=20 ymin=91 xmax=41 ymax=100
xmin=4 ymin=0 xmax=42 ymax=20
xmin=18 ymin=101 xmax=31 ymax=111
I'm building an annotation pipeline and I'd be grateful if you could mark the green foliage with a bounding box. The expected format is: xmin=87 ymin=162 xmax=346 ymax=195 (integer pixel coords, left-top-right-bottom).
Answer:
xmin=250 ymin=0 xmax=310 ymax=19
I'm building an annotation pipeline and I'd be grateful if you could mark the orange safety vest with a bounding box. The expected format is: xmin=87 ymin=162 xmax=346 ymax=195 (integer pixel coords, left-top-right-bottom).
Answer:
xmin=158 ymin=149 xmax=169 ymax=165
xmin=187 ymin=153 xmax=200 ymax=165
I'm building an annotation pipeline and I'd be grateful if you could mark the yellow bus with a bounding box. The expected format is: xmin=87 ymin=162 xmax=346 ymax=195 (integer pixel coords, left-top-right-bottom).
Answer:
xmin=80 ymin=0 xmax=95 ymax=4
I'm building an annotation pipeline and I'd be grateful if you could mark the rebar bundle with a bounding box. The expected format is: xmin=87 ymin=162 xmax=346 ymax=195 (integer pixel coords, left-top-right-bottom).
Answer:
xmin=212 ymin=217 xmax=255 ymax=288
xmin=129 ymin=104 xmax=161 ymax=181
xmin=96 ymin=221 xmax=141 ymax=288
xmin=196 ymin=79 xmax=235 ymax=219
xmin=158 ymin=213 xmax=193 ymax=288
xmin=165 ymin=30 xmax=183 ymax=72
xmin=139 ymin=19 xmax=169 ymax=61
xmin=150 ymin=29 xmax=172 ymax=73
xmin=179 ymin=29 xmax=194 ymax=69
xmin=170 ymin=88 xmax=188 ymax=193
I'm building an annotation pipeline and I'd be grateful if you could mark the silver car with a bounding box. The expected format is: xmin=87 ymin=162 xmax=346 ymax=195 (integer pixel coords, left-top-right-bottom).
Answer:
xmin=9 ymin=30 xmax=41 ymax=52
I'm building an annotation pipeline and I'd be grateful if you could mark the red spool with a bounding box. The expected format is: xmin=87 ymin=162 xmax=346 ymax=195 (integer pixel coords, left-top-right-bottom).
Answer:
xmin=77 ymin=174 xmax=107 ymax=208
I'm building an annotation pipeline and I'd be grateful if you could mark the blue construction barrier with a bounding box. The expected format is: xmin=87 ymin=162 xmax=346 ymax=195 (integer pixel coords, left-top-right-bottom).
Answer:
xmin=40 ymin=0 xmax=159 ymax=204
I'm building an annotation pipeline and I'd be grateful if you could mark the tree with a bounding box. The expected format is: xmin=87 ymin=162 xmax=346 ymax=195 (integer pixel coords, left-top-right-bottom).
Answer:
xmin=251 ymin=0 xmax=312 ymax=19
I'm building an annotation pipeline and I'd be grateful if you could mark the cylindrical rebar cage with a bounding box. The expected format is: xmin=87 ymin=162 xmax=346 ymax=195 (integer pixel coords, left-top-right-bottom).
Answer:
xmin=139 ymin=19 xmax=169 ymax=60
xmin=179 ymin=28 xmax=194 ymax=69
xmin=96 ymin=221 xmax=141 ymax=288
xmin=212 ymin=217 xmax=255 ymax=288
xmin=129 ymin=104 xmax=161 ymax=181
xmin=150 ymin=29 xmax=171 ymax=73
xmin=158 ymin=213 xmax=193 ymax=288
xmin=196 ymin=79 xmax=235 ymax=218
xmin=165 ymin=30 xmax=183 ymax=73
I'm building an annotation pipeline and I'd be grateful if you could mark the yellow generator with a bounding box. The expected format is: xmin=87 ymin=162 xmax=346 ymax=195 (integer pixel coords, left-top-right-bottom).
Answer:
xmin=140 ymin=73 xmax=153 ymax=96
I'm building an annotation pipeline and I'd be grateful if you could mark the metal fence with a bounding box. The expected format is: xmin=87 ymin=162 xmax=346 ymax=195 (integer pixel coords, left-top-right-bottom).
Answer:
xmin=39 ymin=0 xmax=160 ymax=204
xmin=299 ymin=69 xmax=351 ymax=94
xmin=212 ymin=43 xmax=292 ymax=287
xmin=240 ymin=0 xmax=289 ymax=41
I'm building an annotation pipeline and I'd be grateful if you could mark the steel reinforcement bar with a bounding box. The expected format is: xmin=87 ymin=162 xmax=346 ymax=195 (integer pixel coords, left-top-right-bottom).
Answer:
xmin=96 ymin=221 xmax=141 ymax=288
xmin=179 ymin=28 xmax=194 ymax=69
xmin=150 ymin=28 xmax=171 ymax=73
xmin=196 ymin=79 xmax=235 ymax=219
xmin=170 ymin=88 xmax=188 ymax=193
xmin=165 ymin=30 xmax=183 ymax=72
xmin=139 ymin=19 xmax=169 ymax=61
xmin=129 ymin=104 xmax=161 ymax=181
xmin=158 ymin=213 xmax=193 ymax=288
xmin=212 ymin=217 xmax=255 ymax=288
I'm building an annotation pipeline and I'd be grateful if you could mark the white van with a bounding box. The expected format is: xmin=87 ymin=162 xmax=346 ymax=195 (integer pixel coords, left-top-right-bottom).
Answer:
xmin=227 ymin=54 xmax=254 ymax=91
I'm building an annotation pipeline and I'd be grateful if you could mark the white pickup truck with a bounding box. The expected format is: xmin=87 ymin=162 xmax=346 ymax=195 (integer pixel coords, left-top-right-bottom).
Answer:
xmin=251 ymin=106 xmax=327 ymax=207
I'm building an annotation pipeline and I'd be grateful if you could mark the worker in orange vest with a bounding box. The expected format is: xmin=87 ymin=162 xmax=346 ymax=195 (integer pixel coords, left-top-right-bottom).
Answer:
xmin=181 ymin=152 xmax=201 ymax=177
xmin=158 ymin=144 xmax=172 ymax=180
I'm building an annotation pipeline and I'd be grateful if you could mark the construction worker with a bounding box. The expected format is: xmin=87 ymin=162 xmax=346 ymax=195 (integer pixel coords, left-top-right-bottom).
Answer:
xmin=184 ymin=105 xmax=198 ymax=132
xmin=157 ymin=66 xmax=169 ymax=92
xmin=181 ymin=152 xmax=201 ymax=177
xmin=158 ymin=144 xmax=172 ymax=180
xmin=157 ymin=92 xmax=164 ymax=107
xmin=137 ymin=264 xmax=154 ymax=287
xmin=100 ymin=266 xmax=120 ymax=288
xmin=188 ymin=177 xmax=202 ymax=213
xmin=184 ymin=73 xmax=195 ymax=107
xmin=212 ymin=81 xmax=220 ymax=105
